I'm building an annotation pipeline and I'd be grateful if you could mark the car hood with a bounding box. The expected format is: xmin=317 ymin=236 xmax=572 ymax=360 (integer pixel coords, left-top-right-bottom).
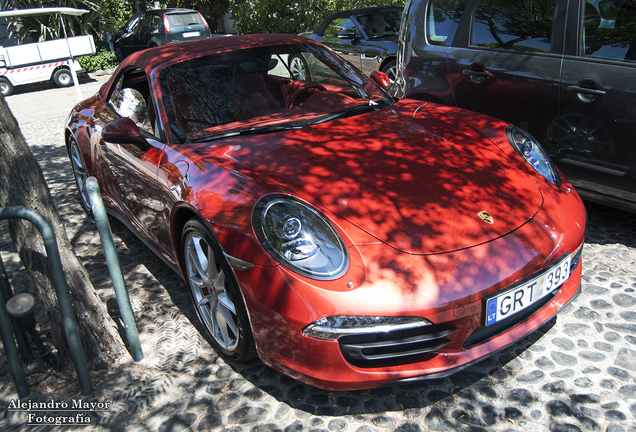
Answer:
xmin=193 ymin=101 xmax=543 ymax=255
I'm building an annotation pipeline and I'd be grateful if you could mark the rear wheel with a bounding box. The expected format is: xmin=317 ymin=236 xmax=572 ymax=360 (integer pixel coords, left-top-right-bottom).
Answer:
xmin=68 ymin=136 xmax=92 ymax=214
xmin=0 ymin=78 xmax=13 ymax=96
xmin=182 ymin=219 xmax=256 ymax=361
xmin=53 ymin=69 xmax=73 ymax=87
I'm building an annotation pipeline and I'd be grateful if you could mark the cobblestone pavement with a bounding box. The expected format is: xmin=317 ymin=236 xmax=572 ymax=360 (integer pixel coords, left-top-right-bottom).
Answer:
xmin=1 ymin=74 xmax=636 ymax=432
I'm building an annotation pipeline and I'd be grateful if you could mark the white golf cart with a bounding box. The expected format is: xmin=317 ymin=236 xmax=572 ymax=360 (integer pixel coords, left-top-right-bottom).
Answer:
xmin=0 ymin=7 xmax=95 ymax=97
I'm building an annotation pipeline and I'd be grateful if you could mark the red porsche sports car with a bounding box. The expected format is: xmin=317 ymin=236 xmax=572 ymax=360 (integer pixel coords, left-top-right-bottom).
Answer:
xmin=65 ymin=34 xmax=586 ymax=390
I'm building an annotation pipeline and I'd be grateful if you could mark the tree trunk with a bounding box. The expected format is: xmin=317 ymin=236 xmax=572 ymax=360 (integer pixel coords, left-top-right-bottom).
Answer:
xmin=0 ymin=95 xmax=127 ymax=371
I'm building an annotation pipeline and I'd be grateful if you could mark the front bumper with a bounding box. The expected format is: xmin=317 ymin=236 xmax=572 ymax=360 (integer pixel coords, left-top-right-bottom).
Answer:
xmin=234 ymin=180 xmax=586 ymax=390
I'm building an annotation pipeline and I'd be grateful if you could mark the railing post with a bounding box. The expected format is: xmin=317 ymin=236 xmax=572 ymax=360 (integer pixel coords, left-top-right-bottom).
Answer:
xmin=0 ymin=275 xmax=29 ymax=397
xmin=0 ymin=254 xmax=33 ymax=364
xmin=0 ymin=207 xmax=92 ymax=394
xmin=86 ymin=177 xmax=143 ymax=361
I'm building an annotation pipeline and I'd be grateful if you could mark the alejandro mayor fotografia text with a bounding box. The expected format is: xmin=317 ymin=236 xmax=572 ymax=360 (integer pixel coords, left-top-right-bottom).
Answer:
xmin=8 ymin=399 xmax=111 ymax=426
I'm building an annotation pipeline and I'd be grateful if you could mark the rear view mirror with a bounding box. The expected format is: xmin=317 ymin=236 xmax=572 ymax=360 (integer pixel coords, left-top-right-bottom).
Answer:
xmin=370 ymin=71 xmax=391 ymax=89
xmin=102 ymin=117 xmax=146 ymax=146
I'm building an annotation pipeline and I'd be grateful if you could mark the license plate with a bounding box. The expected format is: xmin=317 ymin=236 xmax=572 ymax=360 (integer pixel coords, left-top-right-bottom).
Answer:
xmin=485 ymin=255 xmax=571 ymax=326
xmin=183 ymin=31 xmax=200 ymax=38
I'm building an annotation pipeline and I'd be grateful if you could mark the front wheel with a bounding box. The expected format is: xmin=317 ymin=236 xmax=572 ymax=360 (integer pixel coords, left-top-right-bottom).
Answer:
xmin=0 ymin=78 xmax=13 ymax=96
xmin=53 ymin=69 xmax=73 ymax=87
xmin=182 ymin=219 xmax=256 ymax=361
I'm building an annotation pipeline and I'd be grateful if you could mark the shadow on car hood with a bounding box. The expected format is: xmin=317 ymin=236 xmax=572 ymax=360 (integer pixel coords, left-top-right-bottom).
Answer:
xmin=195 ymin=100 xmax=543 ymax=255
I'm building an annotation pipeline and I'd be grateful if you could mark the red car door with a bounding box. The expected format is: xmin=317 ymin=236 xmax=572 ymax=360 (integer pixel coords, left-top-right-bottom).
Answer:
xmin=101 ymin=73 xmax=171 ymax=255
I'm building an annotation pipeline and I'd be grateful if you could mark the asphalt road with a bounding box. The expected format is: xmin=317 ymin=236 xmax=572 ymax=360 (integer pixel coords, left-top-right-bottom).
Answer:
xmin=0 ymin=73 xmax=635 ymax=432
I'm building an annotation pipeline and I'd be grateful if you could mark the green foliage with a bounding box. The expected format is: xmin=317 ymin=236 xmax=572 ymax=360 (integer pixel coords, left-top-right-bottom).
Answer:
xmin=101 ymin=0 xmax=131 ymax=34
xmin=78 ymin=47 xmax=118 ymax=72
xmin=229 ymin=0 xmax=406 ymax=35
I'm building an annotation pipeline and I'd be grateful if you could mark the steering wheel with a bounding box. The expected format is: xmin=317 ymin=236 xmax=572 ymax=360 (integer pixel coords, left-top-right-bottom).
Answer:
xmin=285 ymin=83 xmax=327 ymax=111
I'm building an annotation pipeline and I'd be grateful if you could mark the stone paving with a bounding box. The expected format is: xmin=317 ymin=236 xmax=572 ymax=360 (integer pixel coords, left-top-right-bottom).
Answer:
xmin=0 ymin=74 xmax=636 ymax=432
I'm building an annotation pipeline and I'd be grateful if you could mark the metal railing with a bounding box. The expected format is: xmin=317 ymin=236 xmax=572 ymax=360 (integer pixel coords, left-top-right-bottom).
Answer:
xmin=86 ymin=177 xmax=143 ymax=362
xmin=0 ymin=207 xmax=92 ymax=395
xmin=0 ymin=178 xmax=144 ymax=396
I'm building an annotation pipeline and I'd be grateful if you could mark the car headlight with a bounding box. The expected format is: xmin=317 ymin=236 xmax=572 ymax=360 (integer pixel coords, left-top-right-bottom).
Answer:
xmin=303 ymin=315 xmax=432 ymax=341
xmin=507 ymin=125 xmax=561 ymax=185
xmin=253 ymin=195 xmax=349 ymax=280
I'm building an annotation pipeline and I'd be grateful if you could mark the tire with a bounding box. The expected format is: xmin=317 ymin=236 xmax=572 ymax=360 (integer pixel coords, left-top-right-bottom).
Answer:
xmin=0 ymin=78 xmax=13 ymax=96
xmin=53 ymin=69 xmax=73 ymax=88
xmin=182 ymin=219 xmax=256 ymax=361
xmin=381 ymin=59 xmax=397 ymax=83
xmin=289 ymin=54 xmax=310 ymax=81
xmin=68 ymin=136 xmax=92 ymax=214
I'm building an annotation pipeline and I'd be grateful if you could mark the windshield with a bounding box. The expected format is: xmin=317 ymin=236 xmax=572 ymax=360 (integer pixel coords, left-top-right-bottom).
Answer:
xmin=158 ymin=43 xmax=394 ymax=143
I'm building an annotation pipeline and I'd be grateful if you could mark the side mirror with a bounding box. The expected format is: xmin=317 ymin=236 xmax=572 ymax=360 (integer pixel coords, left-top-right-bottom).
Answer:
xmin=102 ymin=117 xmax=147 ymax=146
xmin=337 ymin=29 xmax=357 ymax=39
xmin=370 ymin=71 xmax=391 ymax=89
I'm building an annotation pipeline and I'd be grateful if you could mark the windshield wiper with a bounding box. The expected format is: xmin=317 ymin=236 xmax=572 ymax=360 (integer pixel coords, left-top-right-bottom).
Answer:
xmin=313 ymin=101 xmax=389 ymax=125
xmin=190 ymin=124 xmax=301 ymax=143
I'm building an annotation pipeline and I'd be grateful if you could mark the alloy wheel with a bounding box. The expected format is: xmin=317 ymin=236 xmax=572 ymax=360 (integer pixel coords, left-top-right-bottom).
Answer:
xmin=69 ymin=138 xmax=91 ymax=213
xmin=185 ymin=229 xmax=240 ymax=353
xmin=546 ymin=113 xmax=613 ymax=159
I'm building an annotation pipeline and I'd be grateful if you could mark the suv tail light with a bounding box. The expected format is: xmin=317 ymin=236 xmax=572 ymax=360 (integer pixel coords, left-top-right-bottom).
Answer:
xmin=163 ymin=14 xmax=171 ymax=34
xmin=198 ymin=12 xmax=210 ymax=30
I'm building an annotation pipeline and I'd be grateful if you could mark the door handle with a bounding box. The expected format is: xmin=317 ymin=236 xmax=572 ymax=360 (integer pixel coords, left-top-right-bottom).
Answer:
xmin=462 ymin=69 xmax=491 ymax=78
xmin=463 ymin=65 xmax=492 ymax=84
xmin=567 ymin=85 xmax=605 ymax=103
xmin=567 ymin=85 xmax=606 ymax=97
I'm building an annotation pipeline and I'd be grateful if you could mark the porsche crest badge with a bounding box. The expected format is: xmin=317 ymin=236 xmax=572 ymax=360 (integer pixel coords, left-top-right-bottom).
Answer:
xmin=477 ymin=211 xmax=494 ymax=224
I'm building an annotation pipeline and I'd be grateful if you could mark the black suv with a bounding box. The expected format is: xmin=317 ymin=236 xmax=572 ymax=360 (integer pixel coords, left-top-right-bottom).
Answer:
xmin=114 ymin=9 xmax=211 ymax=60
xmin=397 ymin=0 xmax=636 ymax=212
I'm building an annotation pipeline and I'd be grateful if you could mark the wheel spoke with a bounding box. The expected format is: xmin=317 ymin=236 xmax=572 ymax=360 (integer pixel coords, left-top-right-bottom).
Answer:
xmin=197 ymin=293 xmax=215 ymax=307
xmin=215 ymin=307 xmax=233 ymax=344
xmin=218 ymin=304 xmax=239 ymax=338
xmin=206 ymin=242 xmax=219 ymax=281
xmin=217 ymin=292 xmax=237 ymax=315
xmin=188 ymin=238 xmax=211 ymax=282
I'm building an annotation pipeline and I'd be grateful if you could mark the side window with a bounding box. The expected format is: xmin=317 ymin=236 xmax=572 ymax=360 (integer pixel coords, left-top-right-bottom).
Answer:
xmin=425 ymin=0 xmax=467 ymax=46
xmin=357 ymin=12 xmax=401 ymax=38
xmin=582 ymin=0 xmax=636 ymax=62
xmin=139 ymin=15 xmax=151 ymax=33
xmin=108 ymin=69 xmax=154 ymax=135
xmin=268 ymin=55 xmax=292 ymax=79
xmin=151 ymin=16 xmax=162 ymax=33
xmin=324 ymin=18 xmax=357 ymax=37
xmin=471 ymin=0 xmax=556 ymax=53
